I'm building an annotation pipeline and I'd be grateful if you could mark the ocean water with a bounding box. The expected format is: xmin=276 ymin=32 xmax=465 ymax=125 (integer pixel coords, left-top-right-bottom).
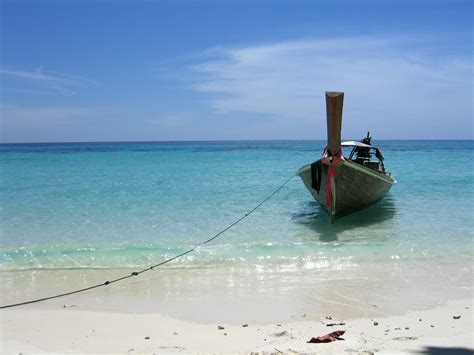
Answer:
xmin=1 ymin=140 xmax=473 ymax=318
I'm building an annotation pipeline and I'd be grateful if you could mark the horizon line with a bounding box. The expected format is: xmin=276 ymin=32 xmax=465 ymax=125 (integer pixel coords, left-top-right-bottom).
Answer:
xmin=1 ymin=138 xmax=473 ymax=145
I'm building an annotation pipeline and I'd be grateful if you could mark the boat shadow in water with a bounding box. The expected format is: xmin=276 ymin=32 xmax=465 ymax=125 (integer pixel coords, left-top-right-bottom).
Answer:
xmin=292 ymin=195 xmax=397 ymax=242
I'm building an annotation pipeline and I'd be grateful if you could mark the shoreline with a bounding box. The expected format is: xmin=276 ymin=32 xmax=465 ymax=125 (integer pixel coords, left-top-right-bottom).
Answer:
xmin=1 ymin=298 xmax=472 ymax=353
xmin=2 ymin=257 xmax=472 ymax=324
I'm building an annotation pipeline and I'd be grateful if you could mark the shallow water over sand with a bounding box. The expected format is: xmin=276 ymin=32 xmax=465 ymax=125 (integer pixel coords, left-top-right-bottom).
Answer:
xmin=1 ymin=257 xmax=471 ymax=323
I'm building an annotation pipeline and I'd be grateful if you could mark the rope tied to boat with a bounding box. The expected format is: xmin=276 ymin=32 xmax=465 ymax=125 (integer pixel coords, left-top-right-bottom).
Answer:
xmin=0 ymin=175 xmax=294 ymax=310
xmin=321 ymin=148 xmax=344 ymax=208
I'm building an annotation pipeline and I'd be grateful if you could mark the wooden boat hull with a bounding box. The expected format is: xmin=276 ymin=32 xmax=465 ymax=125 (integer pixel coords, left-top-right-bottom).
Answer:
xmin=297 ymin=159 xmax=395 ymax=222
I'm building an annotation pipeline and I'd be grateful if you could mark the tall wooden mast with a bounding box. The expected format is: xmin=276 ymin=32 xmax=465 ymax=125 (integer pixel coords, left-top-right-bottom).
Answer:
xmin=325 ymin=91 xmax=344 ymax=156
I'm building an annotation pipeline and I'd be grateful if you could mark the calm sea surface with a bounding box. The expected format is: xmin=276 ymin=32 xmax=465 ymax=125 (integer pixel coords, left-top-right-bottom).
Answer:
xmin=1 ymin=140 xmax=472 ymax=272
xmin=1 ymin=140 xmax=473 ymax=319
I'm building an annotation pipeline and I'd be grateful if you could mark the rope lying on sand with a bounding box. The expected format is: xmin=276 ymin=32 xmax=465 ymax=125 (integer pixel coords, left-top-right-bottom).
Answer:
xmin=1 ymin=175 xmax=294 ymax=309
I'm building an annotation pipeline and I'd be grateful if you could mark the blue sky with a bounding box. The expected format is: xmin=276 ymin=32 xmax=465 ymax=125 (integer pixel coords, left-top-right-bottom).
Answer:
xmin=1 ymin=0 xmax=472 ymax=143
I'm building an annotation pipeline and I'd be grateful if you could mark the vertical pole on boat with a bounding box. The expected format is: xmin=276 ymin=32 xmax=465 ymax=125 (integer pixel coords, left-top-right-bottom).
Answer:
xmin=324 ymin=91 xmax=344 ymax=222
xmin=325 ymin=91 xmax=344 ymax=156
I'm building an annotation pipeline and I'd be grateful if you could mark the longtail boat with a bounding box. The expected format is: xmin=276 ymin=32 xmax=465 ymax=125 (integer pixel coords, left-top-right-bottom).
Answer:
xmin=297 ymin=91 xmax=396 ymax=222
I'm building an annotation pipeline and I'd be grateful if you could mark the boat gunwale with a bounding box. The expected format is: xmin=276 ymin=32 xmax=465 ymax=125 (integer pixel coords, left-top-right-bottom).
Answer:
xmin=296 ymin=159 xmax=396 ymax=185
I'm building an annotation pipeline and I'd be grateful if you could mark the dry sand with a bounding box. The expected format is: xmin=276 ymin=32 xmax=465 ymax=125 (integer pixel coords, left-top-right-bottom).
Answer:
xmin=1 ymin=298 xmax=472 ymax=354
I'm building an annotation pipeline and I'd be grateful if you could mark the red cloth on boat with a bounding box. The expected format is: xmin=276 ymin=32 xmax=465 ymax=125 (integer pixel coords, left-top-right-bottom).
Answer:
xmin=321 ymin=149 xmax=344 ymax=208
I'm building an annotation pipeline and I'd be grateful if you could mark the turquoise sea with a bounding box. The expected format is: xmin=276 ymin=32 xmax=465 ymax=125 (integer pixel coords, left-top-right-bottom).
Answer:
xmin=1 ymin=140 xmax=473 ymax=318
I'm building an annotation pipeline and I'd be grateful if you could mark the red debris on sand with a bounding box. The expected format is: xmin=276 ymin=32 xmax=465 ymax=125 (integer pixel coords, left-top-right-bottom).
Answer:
xmin=307 ymin=330 xmax=345 ymax=343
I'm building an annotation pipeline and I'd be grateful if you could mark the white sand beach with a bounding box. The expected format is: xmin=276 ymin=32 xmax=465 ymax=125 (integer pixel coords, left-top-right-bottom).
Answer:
xmin=1 ymin=298 xmax=472 ymax=353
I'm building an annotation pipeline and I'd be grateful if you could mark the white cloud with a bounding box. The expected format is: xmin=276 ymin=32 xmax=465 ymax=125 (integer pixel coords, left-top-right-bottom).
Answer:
xmin=0 ymin=68 xmax=97 ymax=96
xmin=190 ymin=36 xmax=473 ymax=139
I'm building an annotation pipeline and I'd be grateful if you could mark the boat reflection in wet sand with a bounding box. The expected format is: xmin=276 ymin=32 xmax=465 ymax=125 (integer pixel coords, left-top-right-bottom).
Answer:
xmin=297 ymin=91 xmax=396 ymax=222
